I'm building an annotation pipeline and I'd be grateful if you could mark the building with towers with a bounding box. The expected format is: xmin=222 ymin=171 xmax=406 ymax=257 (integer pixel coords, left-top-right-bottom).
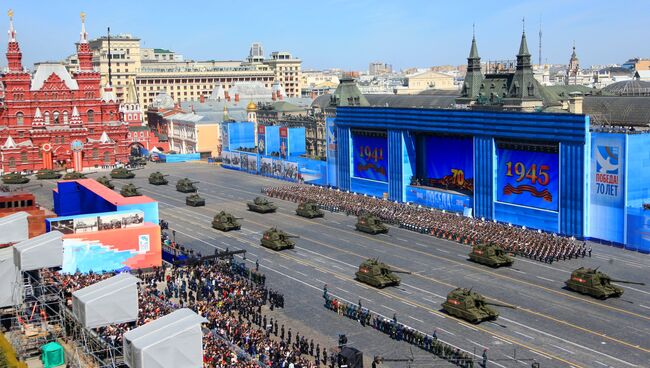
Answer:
xmin=0 ymin=11 xmax=130 ymax=173
xmin=563 ymin=44 xmax=591 ymax=86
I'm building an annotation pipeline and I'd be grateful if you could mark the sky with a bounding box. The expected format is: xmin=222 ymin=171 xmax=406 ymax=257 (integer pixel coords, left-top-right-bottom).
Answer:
xmin=2 ymin=0 xmax=648 ymax=71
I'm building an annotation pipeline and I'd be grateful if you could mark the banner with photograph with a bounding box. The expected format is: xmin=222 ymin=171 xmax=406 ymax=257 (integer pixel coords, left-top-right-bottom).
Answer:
xmin=48 ymin=210 xmax=145 ymax=235
xmin=260 ymin=157 xmax=273 ymax=176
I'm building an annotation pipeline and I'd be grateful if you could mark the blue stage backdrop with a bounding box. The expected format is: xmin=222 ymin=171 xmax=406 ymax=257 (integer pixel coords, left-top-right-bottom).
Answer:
xmin=496 ymin=148 xmax=559 ymax=211
xmin=352 ymin=133 xmax=388 ymax=182
xmin=418 ymin=135 xmax=473 ymax=192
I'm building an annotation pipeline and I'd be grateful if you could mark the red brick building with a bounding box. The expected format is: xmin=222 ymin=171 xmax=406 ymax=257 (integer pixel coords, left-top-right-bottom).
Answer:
xmin=0 ymin=13 xmax=129 ymax=173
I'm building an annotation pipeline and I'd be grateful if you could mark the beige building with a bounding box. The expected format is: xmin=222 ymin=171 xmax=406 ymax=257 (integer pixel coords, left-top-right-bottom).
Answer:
xmin=88 ymin=34 xmax=141 ymax=102
xmin=263 ymin=52 xmax=302 ymax=98
xmin=402 ymin=70 xmax=456 ymax=94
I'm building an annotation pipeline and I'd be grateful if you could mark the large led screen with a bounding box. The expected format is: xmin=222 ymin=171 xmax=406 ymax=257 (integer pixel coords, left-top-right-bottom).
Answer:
xmin=419 ymin=136 xmax=473 ymax=193
xmin=496 ymin=148 xmax=559 ymax=211
xmin=352 ymin=133 xmax=388 ymax=182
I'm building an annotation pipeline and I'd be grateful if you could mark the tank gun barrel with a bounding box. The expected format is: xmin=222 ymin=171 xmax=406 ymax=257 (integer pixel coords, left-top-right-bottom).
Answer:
xmin=233 ymin=217 xmax=244 ymax=220
xmin=284 ymin=234 xmax=300 ymax=238
xmin=609 ymin=279 xmax=645 ymax=285
xmin=485 ymin=301 xmax=517 ymax=309
xmin=385 ymin=267 xmax=411 ymax=274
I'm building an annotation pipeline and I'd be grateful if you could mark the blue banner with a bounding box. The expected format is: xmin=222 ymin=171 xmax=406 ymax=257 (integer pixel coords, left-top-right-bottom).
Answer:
xmin=405 ymin=185 xmax=472 ymax=213
xmin=326 ymin=117 xmax=337 ymax=186
xmin=496 ymin=148 xmax=559 ymax=211
xmin=420 ymin=136 xmax=473 ymax=192
xmin=352 ymin=134 xmax=388 ymax=182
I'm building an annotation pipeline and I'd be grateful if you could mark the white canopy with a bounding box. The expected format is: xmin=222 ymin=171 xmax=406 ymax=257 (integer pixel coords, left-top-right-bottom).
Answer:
xmin=0 ymin=248 xmax=20 ymax=308
xmin=72 ymin=273 xmax=140 ymax=329
xmin=13 ymin=231 xmax=63 ymax=271
xmin=0 ymin=212 xmax=29 ymax=245
xmin=123 ymin=308 xmax=208 ymax=368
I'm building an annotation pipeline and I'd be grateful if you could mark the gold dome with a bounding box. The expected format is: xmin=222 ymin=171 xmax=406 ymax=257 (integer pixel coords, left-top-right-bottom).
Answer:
xmin=246 ymin=101 xmax=257 ymax=111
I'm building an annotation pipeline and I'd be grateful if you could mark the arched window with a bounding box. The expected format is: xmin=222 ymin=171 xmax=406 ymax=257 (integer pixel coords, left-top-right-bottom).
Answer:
xmin=63 ymin=111 xmax=68 ymax=124
xmin=20 ymin=151 xmax=28 ymax=163
xmin=16 ymin=112 xmax=24 ymax=126
xmin=92 ymin=148 xmax=99 ymax=160
xmin=53 ymin=111 xmax=60 ymax=124
xmin=8 ymin=157 xmax=15 ymax=168
xmin=44 ymin=112 xmax=50 ymax=124
xmin=87 ymin=110 xmax=94 ymax=123
xmin=103 ymin=152 xmax=110 ymax=163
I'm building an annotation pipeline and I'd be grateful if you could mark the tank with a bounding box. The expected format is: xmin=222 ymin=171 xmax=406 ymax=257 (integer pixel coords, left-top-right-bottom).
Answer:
xmin=176 ymin=178 xmax=199 ymax=193
xmin=35 ymin=169 xmax=62 ymax=180
xmin=355 ymin=214 xmax=388 ymax=234
xmin=186 ymin=193 xmax=205 ymax=207
xmin=110 ymin=167 xmax=135 ymax=179
xmin=296 ymin=201 xmax=324 ymax=219
xmin=120 ymin=184 xmax=142 ymax=197
xmin=212 ymin=211 xmax=242 ymax=231
xmin=62 ymin=171 xmax=89 ymax=180
xmin=442 ymin=288 xmax=516 ymax=324
xmin=355 ymin=258 xmax=410 ymax=288
xmin=565 ymin=267 xmax=645 ymax=299
xmin=96 ymin=176 xmax=115 ymax=189
xmin=468 ymin=243 xmax=514 ymax=267
xmin=247 ymin=196 xmax=278 ymax=213
xmin=148 ymin=172 xmax=169 ymax=185
xmin=260 ymin=227 xmax=298 ymax=251
xmin=2 ymin=172 xmax=30 ymax=184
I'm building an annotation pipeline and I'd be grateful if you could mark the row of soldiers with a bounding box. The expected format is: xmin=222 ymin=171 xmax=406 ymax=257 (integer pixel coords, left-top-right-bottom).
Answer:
xmin=323 ymin=291 xmax=475 ymax=368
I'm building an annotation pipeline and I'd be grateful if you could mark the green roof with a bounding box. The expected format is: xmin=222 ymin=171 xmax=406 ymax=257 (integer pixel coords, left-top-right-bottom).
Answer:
xmin=154 ymin=48 xmax=173 ymax=54
xmin=129 ymin=126 xmax=151 ymax=132
xmin=272 ymin=101 xmax=305 ymax=113
xmin=330 ymin=77 xmax=370 ymax=107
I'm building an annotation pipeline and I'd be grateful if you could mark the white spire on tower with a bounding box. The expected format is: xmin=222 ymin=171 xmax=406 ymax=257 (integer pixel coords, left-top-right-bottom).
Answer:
xmin=79 ymin=12 xmax=88 ymax=43
xmin=7 ymin=9 xmax=16 ymax=42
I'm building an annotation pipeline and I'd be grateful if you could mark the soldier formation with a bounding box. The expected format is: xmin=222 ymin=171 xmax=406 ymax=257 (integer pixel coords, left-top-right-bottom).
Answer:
xmin=263 ymin=185 xmax=589 ymax=263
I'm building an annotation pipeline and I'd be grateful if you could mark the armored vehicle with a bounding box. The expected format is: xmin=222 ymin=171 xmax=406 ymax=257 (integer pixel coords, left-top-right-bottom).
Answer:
xmin=176 ymin=178 xmax=199 ymax=193
xmin=247 ymin=197 xmax=277 ymax=213
xmin=35 ymin=169 xmax=62 ymax=180
xmin=442 ymin=288 xmax=515 ymax=323
xmin=148 ymin=172 xmax=169 ymax=185
xmin=468 ymin=243 xmax=514 ymax=267
xmin=96 ymin=176 xmax=115 ymax=189
xmin=62 ymin=171 xmax=88 ymax=180
xmin=260 ymin=228 xmax=298 ymax=251
xmin=296 ymin=201 xmax=324 ymax=219
xmin=355 ymin=214 xmax=388 ymax=234
xmin=2 ymin=172 xmax=30 ymax=184
xmin=355 ymin=258 xmax=410 ymax=288
xmin=110 ymin=167 xmax=135 ymax=179
xmin=186 ymin=193 xmax=205 ymax=207
xmin=565 ymin=267 xmax=645 ymax=299
xmin=120 ymin=184 xmax=142 ymax=197
xmin=212 ymin=211 xmax=242 ymax=231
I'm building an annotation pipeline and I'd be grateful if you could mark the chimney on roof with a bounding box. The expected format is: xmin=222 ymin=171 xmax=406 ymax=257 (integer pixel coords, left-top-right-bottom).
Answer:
xmin=568 ymin=92 xmax=583 ymax=114
xmin=199 ymin=94 xmax=205 ymax=104
xmin=234 ymin=93 xmax=240 ymax=104
xmin=225 ymin=90 xmax=230 ymax=102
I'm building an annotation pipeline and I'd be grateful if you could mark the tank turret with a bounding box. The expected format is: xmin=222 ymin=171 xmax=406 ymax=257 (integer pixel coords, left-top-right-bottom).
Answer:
xmin=35 ymin=169 xmax=62 ymax=180
xmin=355 ymin=214 xmax=388 ymax=235
xmin=260 ymin=227 xmax=298 ymax=250
xmin=468 ymin=243 xmax=514 ymax=267
xmin=442 ymin=288 xmax=515 ymax=323
xmin=120 ymin=184 xmax=142 ymax=197
xmin=296 ymin=201 xmax=325 ymax=219
xmin=247 ymin=196 xmax=278 ymax=213
xmin=110 ymin=167 xmax=136 ymax=179
xmin=149 ymin=172 xmax=169 ymax=185
xmin=96 ymin=176 xmax=115 ymax=189
xmin=212 ymin=211 xmax=242 ymax=231
xmin=355 ymin=258 xmax=410 ymax=288
xmin=176 ymin=178 xmax=199 ymax=193
xmin=62 ymin=171 xmax=94 ymax=180
xmin=2 ymin=172 xmax=30 ymax=184
xmin=566 ymin=267 xmax=646 ymax=299
xmin=186 ymin=193 xmax=205 ymax=207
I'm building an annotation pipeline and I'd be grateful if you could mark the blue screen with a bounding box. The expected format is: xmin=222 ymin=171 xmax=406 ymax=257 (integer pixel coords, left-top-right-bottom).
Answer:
xmin=421 ymin=136 xmax=473 ymax=192
xmin=496 ymin=148 xmax=559 ymax=211
xmin=352 ymin=134 xmax=388 ymax=182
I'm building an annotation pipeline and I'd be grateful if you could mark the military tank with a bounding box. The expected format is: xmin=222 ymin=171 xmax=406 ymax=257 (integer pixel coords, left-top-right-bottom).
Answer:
xmin=355 ymin=258 xmax=410 ymax=288
xmin=468 ymin=243 xmax=514 ymax=267
xmin=260 ymin=228 xmax=298 ymax=251
xmin=148 ymin=172 xmax=169 ymax=185
xmin=35 ymin=169 xmax=62 ymax=180
xmin=62 ymin=171 xmax=88 ymax=180
xmin=355 ymin=214 xmax=388 ymax=234
xmin=120 ymin=184 xmax=142 ymax=197
xmin=96 ymin=176 xmax=115 ymax=189
xmin=110 ymin=167 xmax=135 ymax=179
xmin=296 ymin=201 xmax=324 ymax=219
xmin=247 ymin=197 xmax=278 ymax=213
xmin=176 ymin=178 xmax=199 ymax=193
xmin=2 ymin=172 xmax=30 ymax=184
xmin=565 ymin=267 xmax=645 ymax=299
xmin=212 ymin=211 xmax=242 ymax=231
xmin=186 ymin=193 xmax=205 ymax=207
xmin=441 ymin=288 xmax=516 ymax=323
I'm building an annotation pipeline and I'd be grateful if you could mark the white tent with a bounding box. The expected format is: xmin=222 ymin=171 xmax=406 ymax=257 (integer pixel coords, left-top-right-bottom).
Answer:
xmin=13 ymin=231 xmax=63 ymax=271
xmin=0 ymin=212 xmax=29 ymax=245
xmin=0 ymin=248 xmax=20 ymax=308
xmin=123 ymin=308 xmax=208 ymax=368
xmin=72 ymin=273 xmax=140 ymax=329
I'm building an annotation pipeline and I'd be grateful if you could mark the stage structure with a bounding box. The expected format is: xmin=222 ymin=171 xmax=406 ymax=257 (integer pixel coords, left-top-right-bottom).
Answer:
xmin=72 ymin=273 xmax=140 ymax=329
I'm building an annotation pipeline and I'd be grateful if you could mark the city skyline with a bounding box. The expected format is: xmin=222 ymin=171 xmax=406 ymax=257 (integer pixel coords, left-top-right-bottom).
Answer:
xmin=2 ymin=0 xmax=649 ymax=71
